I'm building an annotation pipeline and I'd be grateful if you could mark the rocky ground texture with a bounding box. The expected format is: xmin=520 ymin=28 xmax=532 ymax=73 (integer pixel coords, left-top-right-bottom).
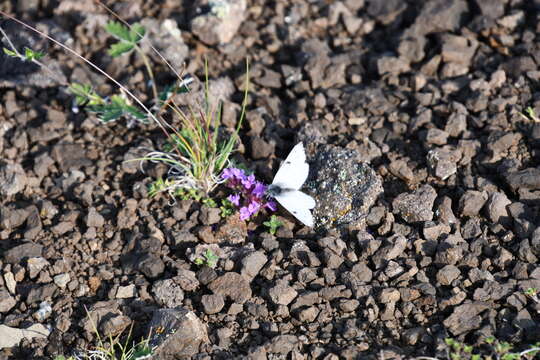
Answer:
xmin=1 ymin=0 xmax=540 ymax=359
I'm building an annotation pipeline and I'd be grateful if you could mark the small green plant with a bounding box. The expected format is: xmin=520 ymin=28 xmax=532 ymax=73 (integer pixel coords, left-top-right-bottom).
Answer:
xmin=219 ymin=198 xmax=236 ymax=218
xmin=70 ymin=85 xmax=147 ymax=123
xmin=137 ymin=58 xmax=249 ymax=196
xmin=519 ymin=107 xmax=540 ymax=123
xmin=417 ymin=337 xmax=540 ymax=360
xmin=263 ymin=215 xmax=283 ymax=235
xmin=0 ymin=5 xmax=248 ymax=205
xmin=524 ymin=287 xmax=537 ymax=297
xmin=194 ymin=249 xmax=219 ymax=268
xmin=53 ymin=307 xmax=154 ymax=360
xmin=3 ymin=46 xmax=45 ymax=61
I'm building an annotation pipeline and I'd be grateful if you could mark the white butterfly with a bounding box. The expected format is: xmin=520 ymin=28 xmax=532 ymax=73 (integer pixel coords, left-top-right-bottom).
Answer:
xmin=267 ymin=142 xmax=316 ymax=227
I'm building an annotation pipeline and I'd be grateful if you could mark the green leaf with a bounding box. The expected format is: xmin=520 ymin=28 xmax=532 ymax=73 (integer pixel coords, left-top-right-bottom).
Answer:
xmin=99 ymin=105 xmax=124 ymax=123
xmin=3 ymin=47 xmax=18 ymax=57
xmin=129 ymin=23 xmax=146 ymax=43
xmin=104 ymin=21 xmax=132 ymax=42
xmin=125 ymin=104 xmax=147 ymax=120
xmin=23 ymin=47 xmax=45 ymax=61
xmin=107 ymin=41 xmax=134 ymax=57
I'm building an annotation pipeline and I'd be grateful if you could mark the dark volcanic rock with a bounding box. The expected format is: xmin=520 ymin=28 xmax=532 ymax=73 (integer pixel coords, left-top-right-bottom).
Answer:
xmin=392 ymin=185 xmax=437 ymax=223
xmin=306 ymin=144 xmax=383 ymax=228
xmin=0 ymin=163 xmax=27 ymax=196
xmin=208 ymin=272 xmax=252 ymax=304
xmin=147 ymin=308 xmax=208 ymax=359
xmin=505 ymin=168 xmax=540 ymax=192
xmin=443 ymin=302 xmax=490 ymax=336
xmin=4 ymin=242 xmax=43 ymax=264
xmin=201 ymin=294 xmax=225 ymax=315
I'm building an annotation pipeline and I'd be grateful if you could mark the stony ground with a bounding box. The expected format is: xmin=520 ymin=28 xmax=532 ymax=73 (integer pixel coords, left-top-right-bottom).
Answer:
xmin=1 ymin=0 xmax=540 ymax=359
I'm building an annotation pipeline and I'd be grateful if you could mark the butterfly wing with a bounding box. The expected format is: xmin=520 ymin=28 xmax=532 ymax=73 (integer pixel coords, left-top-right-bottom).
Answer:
xmin=271 ymin=142 xmax=310 ymax=191
xmin=274 ymin=190 xmax=316 ymax=227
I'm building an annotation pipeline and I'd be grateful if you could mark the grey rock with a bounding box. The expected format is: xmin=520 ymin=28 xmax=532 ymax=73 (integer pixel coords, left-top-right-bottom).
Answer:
xmin=0 ymin=206 xmax=29 ymax=230
xmin=266 ymin=334 xmax=299 ymax=355
xmin=138 ymin=254 xmax=165 ymax=279
xmin=201 ymin=294 xmax=225 ymax=314
xmin=147 ymin=308 xmax=208 ymax=359
xmin=377 ymin=56 xmax=410 ymax=76
xmin=24 ymin=206 xmax=42 ymax=240
xmin=388 ymin=160 xmax=414 ymax=183
xmin=367 ymin=0 xmax=407 ymax=25
xmin=339 ymin=299 xmax=360 ymax=312
xmin=153 ymin=279 xmax=184 ymax=308
xmin=423 ymin=128 xmax=449 ymax=145
xmin=26 ymin=257 xmax=49 ymax=279
xmin=240 ymin=251 xmax=268 ymax=279
xmin=86 ymin=207 xmax=105 ymax=228
xmin=392 ymin=185 xmax=437 ymax=223
xmin=0 ymin=324 xmax=50 ymax=350
xmin=52 ymin=143 xmax=92 ymax=171
xmin=197 ymin=266 xmax=218 ymax=285
xmin=4 ymin=242 xmax=43 ymax=264
xmin=174 ymin=270 xmax=199 ymax=292
xmin=443 ymin=302 xmax=490 ymax=336
xmin=473 ymin=281 xmax=512 ymax=302
xmin=191 ymin=0 xmax=247 ymax=45
xmin=423 ymin=221 xmax=451 ymax=241
xmin=505 ymin=168 xmax=540 ymax=192
xmin=116 ymin=285 xmax=137 ymax=299
xmin=296 ymin=306 xmax=319 ymax=322
xmin=0 ymin=163 xmax=27 ymax=196
xmin=427 ymin=148 xmax=460 ymax=180
xmin=458 ymin=190 xmax=488 ymax=217
xmin=198 ymin=206 xmax=221 ymax=225
xmin=0 ymin=290 xmax=16 ymax=313
xmin=25 ymin=284 xmax=56 ymax=304
xmin=409 ymin=0 xmax=468 ymax=35
xmin=53 ymin=273 xmax=70 ymax=288
xmin=445 ymin=113 xmax=467 ymax=137
xmin=140 ymin=18 xmax=188 ymax=70
xmin=305 ymin=144 xmax=383 ymax=228
xmin=371 ymin=234 xmax=408 ymax=269
xmin=484 ymin=192 xmax=511 ymax=224
xmin=474 ymin=0 xmax=504 ymax=18
xmin=268 ymin=281 xmax=298 ymax=306
xmin=208 ymin=272 xmax=251 ymax=304
xmin=100 ymin=314 xmax=132 ymax=338
xmin=437 ymin=265 xmax=461 ymax=286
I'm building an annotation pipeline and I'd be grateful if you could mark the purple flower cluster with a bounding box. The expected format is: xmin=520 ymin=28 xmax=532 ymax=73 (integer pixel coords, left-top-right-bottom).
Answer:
xmin=222 ymin=167 xmax=277 ymax=220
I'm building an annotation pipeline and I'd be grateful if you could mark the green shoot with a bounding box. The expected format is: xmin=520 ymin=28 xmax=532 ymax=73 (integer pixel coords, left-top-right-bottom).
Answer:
xmin=202 ymin=198 xmax=218 ymax=207
xmin=138 ymin=57 xmax=250 ymax=196
xmin=524 ymin=287 xmax=537 ymax=297
xmin=68 ymin=84 xmax=147 ymax=123
xmin=263 ymin=215 xmax=283 ymax=235
xmin=104 ymin=21 xmax=158 ymax=102
xmin=104 ymin=22 xmax=146 ymax=55
xmin=219 ymin=199 xmax=236 ymax=218
xmin=437 ymin=337 xmax=540 ymax=360
xmin=194 ymin=249 xmax=219 ymax=268
xmin=73 ymin=306 xmax=154 ymax=360
xmin=519 ymin=107 xmax=540 ymax=123
xmin=3 ymin=46 xmax=45 ymax=61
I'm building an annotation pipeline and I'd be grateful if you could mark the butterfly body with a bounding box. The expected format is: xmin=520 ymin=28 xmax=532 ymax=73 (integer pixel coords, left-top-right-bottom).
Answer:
xmin=268 ymin=143 xmax=316 ymax=227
